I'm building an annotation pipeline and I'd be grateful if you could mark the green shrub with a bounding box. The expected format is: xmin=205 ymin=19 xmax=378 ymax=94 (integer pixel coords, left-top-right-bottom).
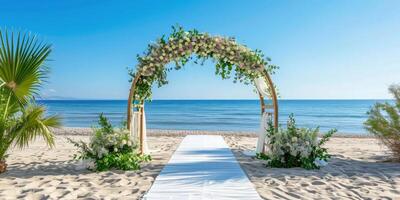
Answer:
xmin=364 ymin=84 xmax=400 ymax=161
xmin=257 ymin=114 xmax=336 ymax=169
xmin=68 ymin=114 xmax=151 ymax=171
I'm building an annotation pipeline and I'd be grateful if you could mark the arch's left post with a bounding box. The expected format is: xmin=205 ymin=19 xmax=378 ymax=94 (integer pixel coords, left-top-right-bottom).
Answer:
xmin=127 ymin=75 xmax=140 ymax=130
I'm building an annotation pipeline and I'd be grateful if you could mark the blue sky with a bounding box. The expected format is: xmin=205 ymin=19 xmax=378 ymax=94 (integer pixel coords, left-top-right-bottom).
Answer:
xmin=1 ymin=0 xmax=399 ymax=99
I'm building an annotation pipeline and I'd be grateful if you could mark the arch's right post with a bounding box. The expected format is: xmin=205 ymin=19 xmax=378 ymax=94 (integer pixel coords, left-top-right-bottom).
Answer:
xmin=262 ymin=69 xmax=279 ymax=129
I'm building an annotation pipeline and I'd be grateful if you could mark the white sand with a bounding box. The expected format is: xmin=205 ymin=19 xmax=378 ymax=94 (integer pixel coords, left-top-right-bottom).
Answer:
xmin=0 ymin=131 xmax=399 ymax=199
xmin=225 ymin=136 xmax=400 ymax=200
xmin=0 ymin=135 xmax=183 ymax=200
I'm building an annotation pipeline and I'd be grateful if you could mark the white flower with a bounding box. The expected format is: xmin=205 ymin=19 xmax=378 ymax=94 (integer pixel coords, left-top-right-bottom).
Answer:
xmin=98 ymin=147 xmax=108 ymax=158
xmin=290 ymin=150 xmax=298 ymax=157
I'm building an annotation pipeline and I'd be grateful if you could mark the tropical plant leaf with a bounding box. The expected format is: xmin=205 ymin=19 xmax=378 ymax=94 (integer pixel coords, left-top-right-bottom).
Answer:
xmin=11 ymin=104 xmax=61 ymax=148
xmin=0 ymin=30 xmax=51 ymax=106
xmin=0 ymin=29 xmax=60 ymax=161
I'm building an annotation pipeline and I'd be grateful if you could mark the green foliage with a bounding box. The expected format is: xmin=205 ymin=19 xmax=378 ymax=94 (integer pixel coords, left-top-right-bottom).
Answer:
xmin=257 ymin=114 xmax=336 ymax=169
xmin=128 ymin=25 xmax=279 ymax=102
xmin=98 ymin=113 xmax=113 ymax=134
xmin=95 ymin=151 xmax=151 ymax=171
xmin=364 ymin=84 xmax=400 ymax=161
xmin=0 ymin=30 xmax=61 ymax=162
xmin=68 ymin=114 xmax=151 ymax=171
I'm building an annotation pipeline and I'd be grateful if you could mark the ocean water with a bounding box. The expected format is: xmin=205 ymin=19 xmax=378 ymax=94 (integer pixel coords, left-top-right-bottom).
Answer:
xmin=38 ymin=100 xmax=390 ymax=135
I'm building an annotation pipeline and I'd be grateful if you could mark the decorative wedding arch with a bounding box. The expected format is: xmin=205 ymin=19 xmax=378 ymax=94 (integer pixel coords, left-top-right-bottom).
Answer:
xmin=127 ymin=26 xmax=279 ymax=154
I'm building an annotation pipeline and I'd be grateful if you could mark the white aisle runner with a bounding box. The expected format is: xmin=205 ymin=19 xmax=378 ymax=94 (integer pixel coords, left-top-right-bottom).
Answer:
xmin=143 ymin=135 xmax=262 ymax=200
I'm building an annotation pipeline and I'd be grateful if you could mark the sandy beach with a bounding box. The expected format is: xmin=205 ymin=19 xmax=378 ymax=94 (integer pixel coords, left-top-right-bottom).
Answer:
xmin=0 ymin=129 xmax=399 ymax=200
xmin=226 ymin=136 xmax=400 ymax=200
xmin=0 ymin=133 xmax=183 ymax=200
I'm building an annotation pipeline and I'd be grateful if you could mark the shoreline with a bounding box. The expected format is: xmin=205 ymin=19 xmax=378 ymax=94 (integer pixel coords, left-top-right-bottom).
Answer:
xmin=52 ymin=127 xmax=374 ymax=138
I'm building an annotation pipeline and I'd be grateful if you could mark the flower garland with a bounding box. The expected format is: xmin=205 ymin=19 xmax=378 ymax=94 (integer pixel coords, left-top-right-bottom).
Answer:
xmin=129 ymin=26 xmax=278 ymax=101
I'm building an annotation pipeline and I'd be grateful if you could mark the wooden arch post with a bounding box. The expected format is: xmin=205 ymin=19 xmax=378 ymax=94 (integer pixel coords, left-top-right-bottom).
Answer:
xmin=260 ymin=69 xmax=279 ymax=129
xmin=127 ymin=74 xmax=140 ymax=131
xmin=127 ymin=69 xmax=279 ymax=155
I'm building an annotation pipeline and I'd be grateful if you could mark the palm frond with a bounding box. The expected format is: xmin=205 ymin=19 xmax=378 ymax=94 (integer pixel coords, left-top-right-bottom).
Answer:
xmin=0 ymin=29 xmax=51 ymax=106
xmin=0 ymin=30 xmax=60 ymax=162
xmin=10 ymin=104 xmax=61 ymax=149
xmin=0 ymin=78 xmax=4 ymax=88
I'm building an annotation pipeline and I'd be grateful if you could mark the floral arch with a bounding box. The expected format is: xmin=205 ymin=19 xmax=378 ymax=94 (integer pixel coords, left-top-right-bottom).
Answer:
xmin=127 ymin=26 xmax=279 ymax=154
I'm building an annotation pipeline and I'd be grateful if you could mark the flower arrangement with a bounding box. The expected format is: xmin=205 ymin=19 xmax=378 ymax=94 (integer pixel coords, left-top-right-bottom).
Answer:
xmin=68 ymin=114 xmax=151 ymax=171
xmin=129 ymin=25 xmax=278 ymax=101
xmin=257 ymin=114 xmax=336 ymax=169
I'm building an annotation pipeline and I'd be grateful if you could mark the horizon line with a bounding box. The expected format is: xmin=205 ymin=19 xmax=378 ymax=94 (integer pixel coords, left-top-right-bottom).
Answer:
xmin=36 ymin=98 xmax=393 ymax=101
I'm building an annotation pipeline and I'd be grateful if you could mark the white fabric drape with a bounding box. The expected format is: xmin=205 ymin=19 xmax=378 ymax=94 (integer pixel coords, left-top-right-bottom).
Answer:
xmin=141 ymin=109 xmax=149 ymax=154
xmin=255 ymin=77 xmax=272 ymax=154
xmin=256 ymin=112 xmax=270 ymax=153
xmin=131 ymin=111 xmax=140 ymax=144
xmin=254 ymin=77 xmax=270 ymax=97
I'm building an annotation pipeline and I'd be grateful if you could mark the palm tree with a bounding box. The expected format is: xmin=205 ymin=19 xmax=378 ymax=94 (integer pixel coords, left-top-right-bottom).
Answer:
xmin=0 ymin=30 xmax=61 ymax=173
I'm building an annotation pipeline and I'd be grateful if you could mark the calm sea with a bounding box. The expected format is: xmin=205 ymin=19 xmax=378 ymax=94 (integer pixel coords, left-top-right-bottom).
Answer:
xmin=37 ymin=100 xmax=390 ymax=135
